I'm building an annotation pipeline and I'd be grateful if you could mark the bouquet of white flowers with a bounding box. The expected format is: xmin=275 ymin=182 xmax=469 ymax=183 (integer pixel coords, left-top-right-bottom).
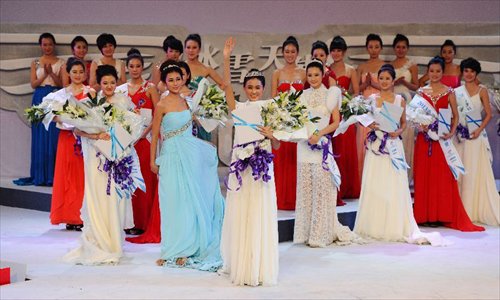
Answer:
xmin=189 ymin=78 xmax=229 ymax=132
xmin=334 ymin=94 xmax=372 ymax=137
xmin=261 ymin=88 xmax=318 ymax=141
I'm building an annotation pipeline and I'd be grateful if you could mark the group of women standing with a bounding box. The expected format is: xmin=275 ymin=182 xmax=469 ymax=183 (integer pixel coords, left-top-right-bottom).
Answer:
xmin=17 ymin=31 xmax=498 ymax=286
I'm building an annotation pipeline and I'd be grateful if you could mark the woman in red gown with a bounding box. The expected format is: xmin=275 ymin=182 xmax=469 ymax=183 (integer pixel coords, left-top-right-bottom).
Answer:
xmin=270 ymin=36 xmax=306 ymax=210
xmin=419 ymin=40 xmax=461 ymax=88
xmin=61 ymin=36 xmax=92 ymax=87
xmin=118 ymin=49 xmax=159 ymax=236
xmin=413 ymin=56 xmax=483 ymax=232
xmin=328 ymin=36 xmax=361 ymax=202
xmin=49 ymin=58 xmax=88 ymax=230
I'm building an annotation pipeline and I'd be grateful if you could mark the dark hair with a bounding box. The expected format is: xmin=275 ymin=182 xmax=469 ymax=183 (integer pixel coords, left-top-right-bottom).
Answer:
xmin=96 ymin=64 xmax=118 ymax=83
xmin=330 ymin=35 xmax=347 ymax=52
xmin=38 ymin=32 xmax=56 ymax=45
xmin=126 ymin=48 xmax=143 ymax=66
xmin=306 ymin=60 xmax=324 ymax=75
xmin=185 ymin=33 xmax=202 ymax=48
xmin=282 ymin=36 xmax=299 ymax=52
xmin=427 ymin=56 xmax=445 ymax=70
xmin=460 ymin=57 xmax=481 ymax=74
xmin=243 ymin=68 xmax=265 ymax=87
xmin=378 ymin=64 xmax=396 ymax=79
xmin=440 ymin=39 xmax=457 ymax=54
xmin=70 ymin=35 xmax=88 ymax=50
xmin=311 ymin=40 xmax=328 ymax=56
xmin=160 ymin=60 xmax=183 ymax=83
xmin=163 ymin=35 xmax=183 ymax=53
xmin=176 ymin=61 xmax=191 ymax=85
xmin=392 ymin=33 xmax=409 ymax=48
xmin=366 ymin=33 xmax=383 ymax=48
xmin=66 ymin=57 xmax=86 ymax=73
xmin=96 ymin=33 xmax=117 ymax=52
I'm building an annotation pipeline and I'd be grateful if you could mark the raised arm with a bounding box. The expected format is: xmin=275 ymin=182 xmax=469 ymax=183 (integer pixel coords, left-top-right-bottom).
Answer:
xmin=223 ymin=37 xmax=236 ymax=111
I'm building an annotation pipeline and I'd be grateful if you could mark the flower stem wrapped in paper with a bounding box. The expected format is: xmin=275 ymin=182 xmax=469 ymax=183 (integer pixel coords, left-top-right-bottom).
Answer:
xmin=260 ymin=87 xmax=319 ymax=142
xmin=188 ymin=77 xmax=229 ymax=133
xmin=333 ymin=94 xmax=372 ymax=137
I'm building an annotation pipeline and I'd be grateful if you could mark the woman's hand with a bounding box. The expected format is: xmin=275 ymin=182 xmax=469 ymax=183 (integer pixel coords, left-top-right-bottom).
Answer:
xmin=308 ymin=134 xmax=321 ymax=145
xmin=97 ymin=132 xmax=110 ymax=140
xmin=469 ymin=129 xmax=481 ymax=139
xmin=223 ymin=37 xmax=235 ymax=59
xmin=394 ymin=76 xmax=406 ymax=86
xmin=389 ymin=129 xmax=401 ymax=139
xmin=44 ymin=63 xmax=53 ymax=76
xmin=257 ymin=126 xmax=274 ymax=140
xmin=418 ymin=124 xmax=429 ymax=133
xmin=441 ymin=132 xmax=454 ymax=140
xmin=150 ymin=163 xmax=159 ymax=174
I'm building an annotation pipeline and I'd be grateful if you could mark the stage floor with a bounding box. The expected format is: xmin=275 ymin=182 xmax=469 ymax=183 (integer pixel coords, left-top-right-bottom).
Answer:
xmin=0 ymin=206 xmax=498 ymax=299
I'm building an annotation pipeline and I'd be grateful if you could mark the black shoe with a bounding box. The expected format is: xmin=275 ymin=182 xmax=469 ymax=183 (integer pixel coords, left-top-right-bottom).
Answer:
xmin=73 ymin=224 xmax=83 ymax=231
xmin=428 ymin=222 xmax=440 ymax=228
xmin=124 ymin=228 xmax=144 ymax=235
xmin=66 ymin=224 xmax=75 ymax=231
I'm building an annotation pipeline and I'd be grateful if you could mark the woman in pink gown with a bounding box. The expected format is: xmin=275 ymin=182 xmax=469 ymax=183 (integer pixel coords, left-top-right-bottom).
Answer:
xmin=419 ymin=39 xmax=461 ymax=88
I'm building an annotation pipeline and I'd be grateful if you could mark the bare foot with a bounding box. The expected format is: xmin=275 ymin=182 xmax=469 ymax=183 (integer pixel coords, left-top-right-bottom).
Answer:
xmin=156 ymin=259 xmax=166 ymax=266
xmin=175 ymin=257 xmax=187 ymax=266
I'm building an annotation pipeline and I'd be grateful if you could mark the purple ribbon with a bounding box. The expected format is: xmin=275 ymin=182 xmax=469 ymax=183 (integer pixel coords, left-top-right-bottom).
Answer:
xmin=308 ymin=135 xmax=337 ymax=172
xmin=96 ymin=153 xmax=134 ymax=196
xmin=423 ymin=120 xmax=438 ymax=156
xmin=73 ymin=135 xmax=83 ymax=157
xmin=225 ymin=141 xmax=274 ymax=191
xmin=365 ymin=131 xmax=390 ymax=155
xmin=456 ymin=124 xmax=470 ymax=142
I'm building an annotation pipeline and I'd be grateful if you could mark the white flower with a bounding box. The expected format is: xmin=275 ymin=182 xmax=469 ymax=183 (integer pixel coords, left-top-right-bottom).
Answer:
xmin=236 ymin=143 xmax=255 ymax=160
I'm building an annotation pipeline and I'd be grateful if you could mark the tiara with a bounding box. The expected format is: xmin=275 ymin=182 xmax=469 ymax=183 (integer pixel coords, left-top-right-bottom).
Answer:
xmin=308 ymin=58 xmax=323 ymax=66
xmin=162 ymin=64 xmax=178 ymax=71
xmin=245 ymin=70 xmax=264 ymax=78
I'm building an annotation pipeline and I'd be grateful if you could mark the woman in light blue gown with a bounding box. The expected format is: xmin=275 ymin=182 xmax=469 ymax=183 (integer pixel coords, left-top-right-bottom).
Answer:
xmin=150 ymin=62 xmax=224 ymax=271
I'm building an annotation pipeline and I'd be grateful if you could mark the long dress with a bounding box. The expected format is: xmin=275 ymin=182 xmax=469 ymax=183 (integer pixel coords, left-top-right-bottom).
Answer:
xmin=293 ymin=85 xmax=359 ymax=247
xmin=413 ymin=89 xmax=484 ymax=232
xmin=274 ymin=80 xmax=304 ymax=210
xmin=357 ymin=72 xmax=379 ymax=180
xmin=48 ymin=88 xmax=87 ymax=226
xmin=157 ymin=110 xmax=224 ymax=271
xmin=117 ymin=81 xmax=158 ymax=232
xmin=63 ymin=94 xmax=141 ymax=265
xmin=394 ymin=60 xmax=416 ymax=182
xmin=14 ymin=58 xmax=64 ymax=186
xmin=331 ymin=69 xmax=361 ymax=199
xmin=221 ymin=100 xmax=279 ymax=286
xmin=454 ymin=86 xmax=499 ymax=226
xmin=354 ymin=95 xmax=447 ymax=245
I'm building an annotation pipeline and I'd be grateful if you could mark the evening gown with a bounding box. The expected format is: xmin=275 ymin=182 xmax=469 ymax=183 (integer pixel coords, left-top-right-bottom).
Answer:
xmin=221 ymin=100 xmax=279 ymax=286
xmin=14 ymin=58 xmax=64 ymax=186
xmin=117 ymin=81 xmax=158 ymax=232
xmin=46 ymin=88 xmax=87 ymax=226
xmin=274 ymin=80 xmax=304 ymax=210
xmin=441 ymin=75 xmax=461 ymax=89
xmin=412 ymin=89 xmax=484 ymax=232
xmin=330 ymin=68 xmax=361 ymax=199
xmin=453 ymin=86 xmax=499 ymax=226
xmin=63 ymin=94 xmax=141 ymax=265
xmin=394 ymin=59 xmax=416 ymax=182
xmin=157 ymin=110 xmax=224 ymax=271
xmin=293 ymin=85 xmax=359 ymax=247
xmin=354 ymin=95 xmax=447 ymax=245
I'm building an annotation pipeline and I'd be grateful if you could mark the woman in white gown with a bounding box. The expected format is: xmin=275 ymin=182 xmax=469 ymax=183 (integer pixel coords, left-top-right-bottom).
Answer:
xmin=293 ymin=60 xmax=360 ymax=248
xmin=64 ymin=65 xmax=141 ymax=265
xmin=220 ymin=38 xmax=279 ymax=286
xmin=454 ymin=57 xmax=499 ymax=226
xmin=354 ymin=64 xmax=446 ymax=246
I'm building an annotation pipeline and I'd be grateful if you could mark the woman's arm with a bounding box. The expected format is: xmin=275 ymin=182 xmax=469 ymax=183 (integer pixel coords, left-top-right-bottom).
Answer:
xmin=89 ymin=61 xmax=100 ymax=90
xmin=271 ymin=69 xmax=280 ymax=97
xmin=151 ymin=63 xmax=161 ymax=86
xmin=350 ymin=66 xmax=360 ymax=95
xmin=223 ymin=37 xmax=236 ymax=111
xmin=150 ymin=103 xmax=164 ymax=174
xmin=118 ymin=61 xmax=127 ymax=85
xmin=207 ymin=66 xmax=226 ymax=90
xmin=30 ymin=60 xmax=46 ymax=89
xmin=73 ymin=129 xmax=109 ymax=140
xmin=389 ymin=98 xmax=407 ymax=138
xmin=61 ymin=62 xmax=70 ymax=87
xmin=45 ymin=62 xmax=62 ymax=87
xmin=469 ymin=87 xmax=492 ymax=139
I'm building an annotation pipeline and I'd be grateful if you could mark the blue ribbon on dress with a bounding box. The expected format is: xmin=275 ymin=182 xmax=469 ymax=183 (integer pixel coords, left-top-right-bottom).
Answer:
xmin=438 ymin=112 xmax=451 ymax=132
xmin=232 ymin=113 xmax=261 ymax=130
xmin=379 ymin=103 xmax=400 ymax=132
xmin=465 ymin=115 xmax=482 ymax=128
xmin=109 ymin=126 xmax=125 ymax=160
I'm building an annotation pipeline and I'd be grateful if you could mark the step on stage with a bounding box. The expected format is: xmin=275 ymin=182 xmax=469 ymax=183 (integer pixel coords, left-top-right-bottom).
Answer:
xmin=0 ymin=175 xmax=358 ymax=242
